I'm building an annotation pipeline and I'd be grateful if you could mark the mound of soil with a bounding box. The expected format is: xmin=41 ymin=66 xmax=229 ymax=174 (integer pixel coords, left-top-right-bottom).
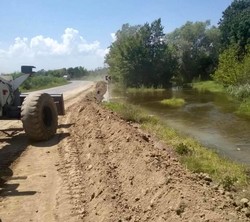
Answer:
xmin=57 ymin=82 xmax=250 ymax=221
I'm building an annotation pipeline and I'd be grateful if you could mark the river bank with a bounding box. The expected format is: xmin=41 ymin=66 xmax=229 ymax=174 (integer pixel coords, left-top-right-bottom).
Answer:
xmin=103 ymin=101 xmax=249 ymax=188
xmin=109 ymin=82 xmax=250 ymax=165
xmin=57 ymin=81 xmax=250 ymax=221
xmin=193 ymin=81 xmax=250 ymax=117
xmin=1 ymin=81 xmax=250 ymax=221
xmin=53 ymin=82 xmax=250 ymax=221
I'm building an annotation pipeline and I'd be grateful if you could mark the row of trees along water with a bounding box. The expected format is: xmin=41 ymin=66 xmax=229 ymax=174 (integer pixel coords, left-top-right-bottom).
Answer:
xmin=105 ymin=0 xmax=250 ymax=91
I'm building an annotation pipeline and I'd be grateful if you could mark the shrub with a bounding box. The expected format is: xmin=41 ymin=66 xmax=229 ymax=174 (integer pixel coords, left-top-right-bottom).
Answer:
xmin=221 ymin=176 xmax=238 ymax=191
xmin=20 ymin=75 xmax=67 ymax=91
xmin=227 ymin=84 xmax=250 ymax=101
xmin=236 ymin=99 xmax=250 ymax=117
xmin=160 ymin=97 xmax=185 ymax=107
xmin=213 ymin=44 xmax=250 ymax=86
xmin=176 ymin=143 xmax=193 ymax=155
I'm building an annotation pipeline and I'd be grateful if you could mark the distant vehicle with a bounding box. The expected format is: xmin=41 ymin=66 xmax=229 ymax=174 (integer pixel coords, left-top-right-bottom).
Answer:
xmin=63 ymin=75 xmax=70 ymax=80
xmin=0 ymin=66 xmax=65 ymax=141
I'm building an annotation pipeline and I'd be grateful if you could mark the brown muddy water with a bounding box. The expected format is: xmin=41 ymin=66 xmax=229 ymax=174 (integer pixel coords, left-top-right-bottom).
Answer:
xmin=111 ymin=88 xmax=250 ymax=165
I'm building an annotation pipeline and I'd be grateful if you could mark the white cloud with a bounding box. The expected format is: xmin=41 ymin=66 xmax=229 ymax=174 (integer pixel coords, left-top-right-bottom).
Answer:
xmin=8 ymin=37 xmax=32 ymax=57
xmin=0 ymin=28 xmax=109 ymax=73
xmin=111 ymin=33 xmax=117 ymax=42
xmin=78 ymin=40 xmax=100 ymax=52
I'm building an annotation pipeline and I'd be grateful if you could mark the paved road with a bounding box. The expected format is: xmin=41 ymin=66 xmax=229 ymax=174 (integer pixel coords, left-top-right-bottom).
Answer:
xmin=0 ymin=81 xmax=94 ymax=130
xmin=35 ymin=80 xmax=94 ymax=95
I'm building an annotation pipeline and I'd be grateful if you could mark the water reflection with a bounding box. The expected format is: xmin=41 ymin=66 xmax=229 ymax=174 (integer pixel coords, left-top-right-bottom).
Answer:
xmin=113 ymin=88 xmax=250 ymax=165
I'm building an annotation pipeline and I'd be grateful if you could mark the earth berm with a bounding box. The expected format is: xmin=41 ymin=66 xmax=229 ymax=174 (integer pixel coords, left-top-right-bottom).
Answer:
xmin=0 ymin=81 xmax=249 ymax=222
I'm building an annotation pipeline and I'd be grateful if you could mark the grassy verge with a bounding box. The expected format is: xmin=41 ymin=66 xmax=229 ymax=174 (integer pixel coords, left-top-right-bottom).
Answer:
xmin=103 ymin=101 xmax=249 ymax=190
xmin=192 ymin=81 xmax=225 ymax=93
xmin=127 ymin=85 xmax=165 ymax=94
xmin=236 ymin=99 xmax=250 ymax=118
xmin=193 ymin=81 xmax=250 ymax=116
xmin=104 ymin=102 xmax=157 ymax=124
xmin=227 ymin=84 xmax=250 ymax=117
xmin=160 ymin=98 xmax=185 ymax=107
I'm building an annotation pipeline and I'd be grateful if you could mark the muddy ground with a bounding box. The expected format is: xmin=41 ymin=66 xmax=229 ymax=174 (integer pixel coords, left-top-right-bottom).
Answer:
xmin=0 ymin=82 xmax=250 ymax=222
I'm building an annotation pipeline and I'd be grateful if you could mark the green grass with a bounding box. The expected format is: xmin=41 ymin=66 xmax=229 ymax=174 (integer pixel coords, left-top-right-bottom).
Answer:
xmin=103 ymin=101 xmax=249 ymax=189
xmin=192 ymin=81 xmax=225 ymax=93
xmin=104 ymin=102 xmax=158 ymax=124
xmin=227 ymin=84 xmax=250 ymax=101
xmin=160 ymin=97 xmax=185 ymax=107
xmin=236 ymin=99 xmax=250 ymax=117
xmin=226 ymin=85 xmax=250 ymax=117
xmin=127 ymin=85 xmax=165 ymax=94
xmin=20 ymin=76 xmax=68 ymax=92
xmin=148 ymin=123 xmax=248 ymax=187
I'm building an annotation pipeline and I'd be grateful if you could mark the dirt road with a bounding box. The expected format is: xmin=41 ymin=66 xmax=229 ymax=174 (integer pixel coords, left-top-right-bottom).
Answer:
xmin=0 ymin=82 xmax=249 ymax=222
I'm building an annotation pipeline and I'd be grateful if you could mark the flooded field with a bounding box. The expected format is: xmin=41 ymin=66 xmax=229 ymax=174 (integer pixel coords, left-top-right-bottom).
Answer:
xmin=112 ymin=88 xmax=250 ymax=164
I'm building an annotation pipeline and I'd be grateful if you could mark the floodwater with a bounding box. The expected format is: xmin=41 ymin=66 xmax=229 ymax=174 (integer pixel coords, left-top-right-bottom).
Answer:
xmin=112 ymin=88 xmax=250 ymax=165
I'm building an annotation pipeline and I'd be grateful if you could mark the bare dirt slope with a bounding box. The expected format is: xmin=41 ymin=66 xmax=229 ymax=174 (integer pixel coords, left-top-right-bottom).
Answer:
xmin=0 ymin=82 xmax=250 ymax=222
xmin=0 ymin=84 xmax=95 ymax=222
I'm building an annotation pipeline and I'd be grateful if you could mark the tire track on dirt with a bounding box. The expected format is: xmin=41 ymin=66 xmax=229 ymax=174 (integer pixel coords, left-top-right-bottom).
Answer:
xmin=56 ymin=91 xmax=93 ymax=221
xmin=57 ymin=100 xmax=246 ymax=221
xmin=55 ymin=83 xmax=107 ymax=221
xmin=0 ymin=83 xmax=95 ymax=222
xmin=69 ymin=102 xmax=133 ymax=221
xmin=54 ymin=81 xmax=249 ymax=222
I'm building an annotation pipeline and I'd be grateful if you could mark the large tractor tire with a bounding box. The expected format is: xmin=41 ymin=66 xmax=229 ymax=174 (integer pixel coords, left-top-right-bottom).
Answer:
xmin=21 ymin=93 xmax=58 ymax=141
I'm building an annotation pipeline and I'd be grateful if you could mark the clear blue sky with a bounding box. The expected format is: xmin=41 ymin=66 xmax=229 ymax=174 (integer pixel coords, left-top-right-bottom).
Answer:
xmin=0 ymin=0 xmax=233 ymax=73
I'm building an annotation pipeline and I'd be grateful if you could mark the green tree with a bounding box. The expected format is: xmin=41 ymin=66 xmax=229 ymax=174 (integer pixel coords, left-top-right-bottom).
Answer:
xmin=213 ymin=44 xmax=250 ymax=86
xmin=166 ymin=21 xmax=221 ymax=83
xmin=105 ymin=23 xmax=141 ymax=84
xmin=65 ymin=66 xmax=88 ymax=79
xmin=105 ymin=19 xmax=177 ymax=87
xmin=44 ymin=68 xmax=67 ymax=78
xmin=219 ymin=0 xmax=250 ymax=52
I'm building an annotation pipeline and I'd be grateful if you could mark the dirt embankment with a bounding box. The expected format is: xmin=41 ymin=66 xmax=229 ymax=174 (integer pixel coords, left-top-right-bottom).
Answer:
xmin=0 ymin=81 xmax=250 ymax=222
xmin=57 ymin=82 xmax=250 ymax=221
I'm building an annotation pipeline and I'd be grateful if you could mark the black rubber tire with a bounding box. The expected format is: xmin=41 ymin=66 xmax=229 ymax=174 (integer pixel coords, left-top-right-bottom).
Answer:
xmin=21 ymin=93 xmax=58 ymax=141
